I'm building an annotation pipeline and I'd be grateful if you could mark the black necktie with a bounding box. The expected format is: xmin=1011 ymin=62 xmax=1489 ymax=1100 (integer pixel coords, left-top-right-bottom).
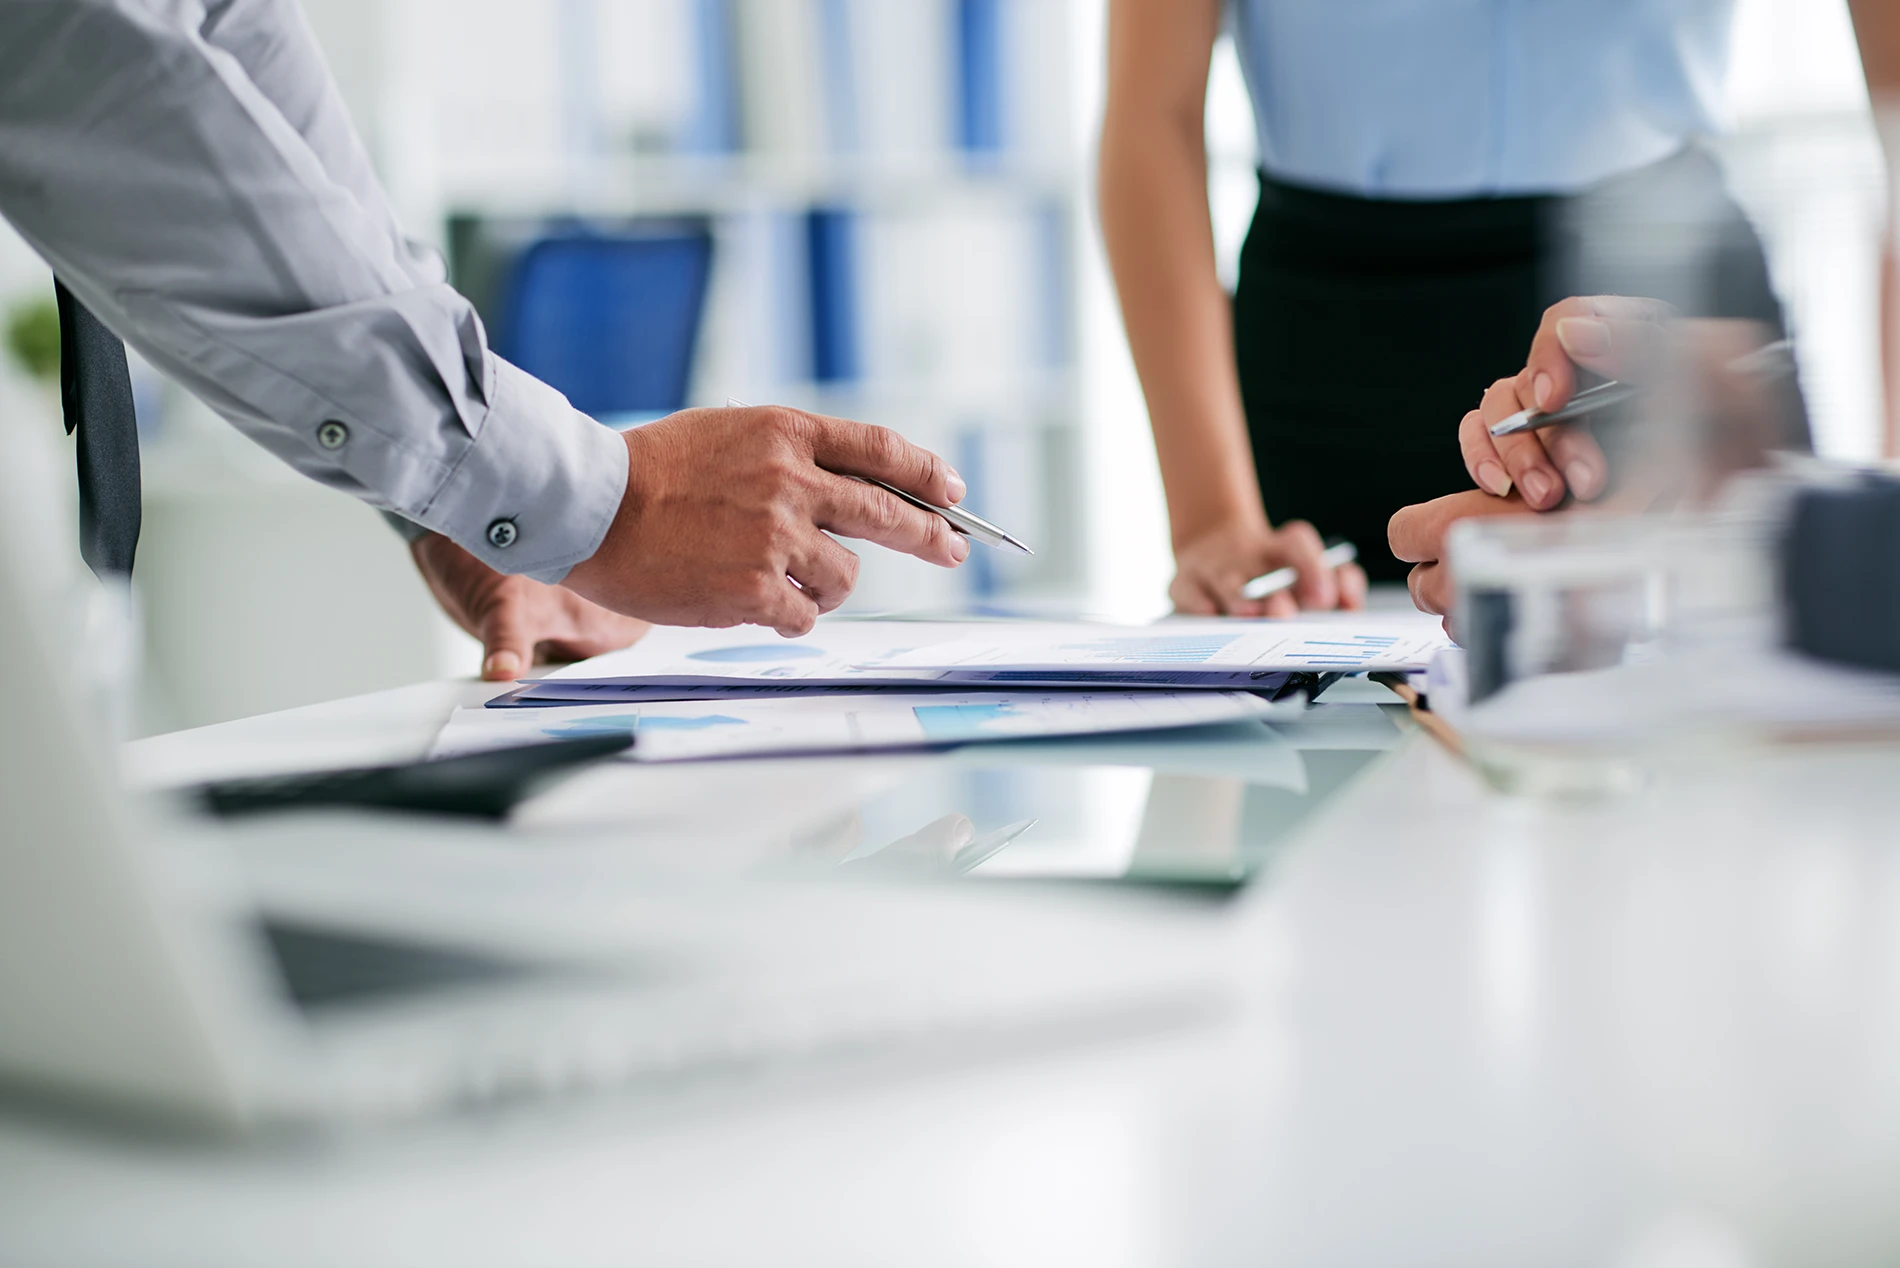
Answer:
xmin=55 ymin=281 xmax=141 ymax=579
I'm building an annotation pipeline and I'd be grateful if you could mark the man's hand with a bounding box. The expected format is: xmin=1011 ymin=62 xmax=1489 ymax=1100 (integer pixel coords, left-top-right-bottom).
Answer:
xmin=1395 ymin=300 xmax=1682 ymax=623
xmin=1170 ymin=516 xmax=1368 ymax=617
xmin=1458 ymin=296 xmax=1677 ymax=509
xmin=563 ymin=405 xmax=969 ymax=637
xmin=1388 ymin=489 xmax=1532 ymax=620
xmin=412 ymin=533 xmax=651 ymax=681
xmin=1395 ymin=307 xmax=1793 ymax=624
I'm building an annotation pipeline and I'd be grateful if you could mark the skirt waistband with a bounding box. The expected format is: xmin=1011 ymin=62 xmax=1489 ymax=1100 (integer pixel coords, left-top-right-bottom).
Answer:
xmin=1247 ymin=145 xmax=1716 ymax=275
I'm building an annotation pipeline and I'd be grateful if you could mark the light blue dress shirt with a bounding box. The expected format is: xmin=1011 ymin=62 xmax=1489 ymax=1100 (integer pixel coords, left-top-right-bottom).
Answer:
xmin=1228 ymin=0 xmax=1736 ymax=198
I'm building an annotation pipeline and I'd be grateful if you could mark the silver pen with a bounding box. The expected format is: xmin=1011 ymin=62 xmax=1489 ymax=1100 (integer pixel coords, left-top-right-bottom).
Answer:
xmin=856 ymin=477 xmax=1034 ymax=556
xmin=728 ymin=398 xmax=1033 ymax=555
xmin=1242 ymin=540 xmax=1358 ymax=601
xmin=1489 ymin=380 xmax=1644 ymax=437
xmin=1489 ymin=338 xmax=1800 ymax=438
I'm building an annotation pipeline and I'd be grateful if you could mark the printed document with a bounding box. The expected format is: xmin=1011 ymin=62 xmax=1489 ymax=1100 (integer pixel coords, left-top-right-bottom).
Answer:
xmin=434 ymin=690 xmax=1297 ymax=764
xmin=520 ymin=614 xmax=1450 ymax=698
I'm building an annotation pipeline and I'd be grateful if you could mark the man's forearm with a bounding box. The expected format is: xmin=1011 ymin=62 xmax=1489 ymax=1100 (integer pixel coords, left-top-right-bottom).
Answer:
xmin=197 ymin=0 xmax=420 ymax=272
xmin=0 ymin=0 xmax=624 ymax=581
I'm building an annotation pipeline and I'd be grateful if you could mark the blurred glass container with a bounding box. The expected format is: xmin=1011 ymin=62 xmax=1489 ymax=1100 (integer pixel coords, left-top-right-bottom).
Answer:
xmin=1455 ymin=513 xmax=1668 ymax=708
xmin=1446 ymin=486 xmax=1789 ymax=796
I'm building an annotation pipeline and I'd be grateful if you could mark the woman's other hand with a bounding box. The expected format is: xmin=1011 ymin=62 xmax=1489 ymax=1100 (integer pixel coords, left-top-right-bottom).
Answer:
xmin=1170 ymin=517 xmax=1369 ymax=618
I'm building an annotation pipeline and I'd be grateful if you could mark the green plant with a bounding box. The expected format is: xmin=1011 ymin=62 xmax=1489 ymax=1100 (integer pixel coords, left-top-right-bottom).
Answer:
xmin=4 ymin=294 xmax=61 ymax=384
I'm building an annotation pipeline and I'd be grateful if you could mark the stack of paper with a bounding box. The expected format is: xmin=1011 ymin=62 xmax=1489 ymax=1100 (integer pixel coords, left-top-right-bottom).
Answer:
xmin=502 ymin=615 xmax=1451 ymax=706
xmin=430 ymin=615 xmax=1449 ymax=766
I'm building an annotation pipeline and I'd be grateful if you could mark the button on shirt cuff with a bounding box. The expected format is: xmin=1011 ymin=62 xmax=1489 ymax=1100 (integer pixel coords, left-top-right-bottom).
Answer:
xmin=420 ymin=358 xmax=628 ymax=583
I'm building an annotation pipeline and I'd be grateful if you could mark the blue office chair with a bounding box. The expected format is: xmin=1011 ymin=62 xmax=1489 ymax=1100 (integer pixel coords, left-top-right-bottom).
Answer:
xmin=495 ymin=221 xmax=715 ymax=422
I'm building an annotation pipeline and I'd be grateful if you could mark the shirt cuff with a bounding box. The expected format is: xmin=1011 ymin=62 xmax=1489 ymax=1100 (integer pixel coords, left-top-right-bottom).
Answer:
xmin=417 ymin=358 xmax=628 ymax=583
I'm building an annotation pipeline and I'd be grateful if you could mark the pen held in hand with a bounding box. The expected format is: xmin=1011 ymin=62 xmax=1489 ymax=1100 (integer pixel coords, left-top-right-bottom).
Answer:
xmin=1489 ymin=339 xmax=1799 ymax=438
xmin=857 ymin=477 xmax=1034 ymax=556
xmin=727 ymin=398 xmax=1032 ymax=556
xmin=1488 ymin=380 xmax=1644 ymax=437
xmin=1241 ymin=539 xmax=1358 ymax=602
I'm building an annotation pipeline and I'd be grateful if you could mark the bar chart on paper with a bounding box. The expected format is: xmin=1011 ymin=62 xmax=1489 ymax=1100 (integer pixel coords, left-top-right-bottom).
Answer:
xmin=1047 ymin=630 xmax=1421 ymax=668
xmin=1049 ymin=636 xmax=1240 ymax=665
xmin=1274 ymin=632 xmax=1405 ymax=669
xmin=865 ymin=617 xmax=1450 ymax=680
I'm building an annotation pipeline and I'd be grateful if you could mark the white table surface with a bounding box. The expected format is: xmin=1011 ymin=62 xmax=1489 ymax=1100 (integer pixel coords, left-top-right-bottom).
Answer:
xmin=7 ymin=678 xmax=1900 ymax=1267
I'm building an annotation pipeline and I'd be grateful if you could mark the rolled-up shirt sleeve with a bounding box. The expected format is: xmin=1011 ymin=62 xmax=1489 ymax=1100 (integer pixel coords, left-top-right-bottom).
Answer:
xmin=0 ymin=0 xmax=626 ymax=581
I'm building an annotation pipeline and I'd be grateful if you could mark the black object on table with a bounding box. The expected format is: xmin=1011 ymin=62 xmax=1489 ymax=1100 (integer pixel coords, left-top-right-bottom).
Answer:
xmin=1782 ymin=474 xmax=1900 ymax=675
xmin=197 ymin=734 xmax=634 ymax=820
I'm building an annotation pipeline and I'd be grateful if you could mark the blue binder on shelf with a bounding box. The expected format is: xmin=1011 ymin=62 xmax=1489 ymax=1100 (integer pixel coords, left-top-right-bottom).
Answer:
xmin=496 ymin=221 xmax=716 ymax=422
xmin=806 ymin=207 xmax=859 ymax=384
xmin=956 ymin=0 xmax=1003 ymax=156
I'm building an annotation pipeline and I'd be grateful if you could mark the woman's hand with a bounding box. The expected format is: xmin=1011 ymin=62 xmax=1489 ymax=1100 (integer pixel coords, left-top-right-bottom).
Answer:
xmin=1104 ymin=0 xmax=1331 ymax=620
xmin=1170 ymin=516 xmax=1369 ymax=618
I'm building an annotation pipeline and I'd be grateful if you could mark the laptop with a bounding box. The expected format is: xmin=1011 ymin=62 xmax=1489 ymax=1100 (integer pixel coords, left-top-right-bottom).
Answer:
xmin=0 ymin=420 xmax=1232 ymax=1131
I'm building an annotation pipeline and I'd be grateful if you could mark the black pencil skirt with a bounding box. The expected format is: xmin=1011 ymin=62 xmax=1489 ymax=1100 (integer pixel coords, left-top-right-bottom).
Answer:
xmin=1233 ymin=145 xmax=1785 ymax=582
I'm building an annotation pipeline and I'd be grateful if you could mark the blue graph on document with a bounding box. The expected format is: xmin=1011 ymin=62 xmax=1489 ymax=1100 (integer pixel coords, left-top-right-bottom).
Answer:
xmin=1053 ymin=635 xmax=1239 ymax=665
xmin=1282 ymin=633 xmax=1401 ymax=667
xmin=911 ymin=701 xmax=1027 ymax=741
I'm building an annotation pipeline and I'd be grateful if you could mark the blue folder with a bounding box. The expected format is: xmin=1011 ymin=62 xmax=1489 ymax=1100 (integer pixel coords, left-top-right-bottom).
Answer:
xmin=496 ymin=222 xmax=715 ymax=421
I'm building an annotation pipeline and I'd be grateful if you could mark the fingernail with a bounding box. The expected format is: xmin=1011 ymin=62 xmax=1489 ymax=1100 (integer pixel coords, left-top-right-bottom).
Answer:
xmin=1556 ymin=317 xmax=1611 ymax=359
xmin=950 ymin=534 xmax=971 ymax=563
xmin=483 ymin=651 xmax=521 ymax=680
xmin=945 ymin=469 xmax=967 ymax=503
xmin=1565 ymin=460 xmax=1600 ymax=499
xmin=1476 ymin=460 xmax=1513 ymax=498
xmin=1533 ymin=373 xmax=1554 ymax=410
xmin=1522 ymin=469 xmax=1556 ymax=506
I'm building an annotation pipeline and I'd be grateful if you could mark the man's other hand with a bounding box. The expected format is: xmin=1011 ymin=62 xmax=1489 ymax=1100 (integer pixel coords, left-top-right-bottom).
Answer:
xmin=564 ymin=405 xmax=970 ymax=637
xmin=412 ymin=533 xmax=651 ymax=681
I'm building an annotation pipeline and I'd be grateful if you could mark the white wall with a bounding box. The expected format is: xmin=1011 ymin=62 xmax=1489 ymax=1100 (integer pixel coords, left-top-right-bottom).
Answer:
xmin=1070 ymin=0 xmax=1173 ymax=620
xmin=1724 ymin=0 xmax=1886 ymax=462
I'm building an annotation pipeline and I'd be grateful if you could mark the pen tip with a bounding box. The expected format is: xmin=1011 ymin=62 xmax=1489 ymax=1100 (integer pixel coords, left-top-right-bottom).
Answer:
xmin=1490 ymin=410 xmax=1531 ymax=437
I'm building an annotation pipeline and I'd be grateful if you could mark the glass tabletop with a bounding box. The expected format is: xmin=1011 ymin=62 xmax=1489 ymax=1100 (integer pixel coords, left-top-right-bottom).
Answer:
xmin=781 ymin=701 xmax=1410 ymax=887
